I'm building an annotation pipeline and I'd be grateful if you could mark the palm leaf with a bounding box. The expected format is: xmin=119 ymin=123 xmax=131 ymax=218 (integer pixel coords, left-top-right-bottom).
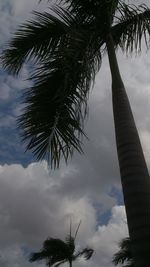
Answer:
xmin=59 ymin=0 xmax=120 ymax=15
xmin=111 ymin=3 xmax=150 ymax=53
xmin=15 ymin=7 xmax=102 ymax=167
xmin=74 ymin=220 xmax=81 ymax=240
xmin=29 ymin=251 xmax=50 ymax=262
xmin=65 ymin=235 xmax=75 ymax=255
xmin=39 ymin=0 xmax=121 ymax=29
xmin=30 ymin=238 xmax=71 ymax=266
xmin=43 ymin=238 xmax=70 ymax=256
xmin=112 ymin=238 xmax=133 ymax=266
xmin=1 ymin=10 xmax=71 ymax=75
xmin=74 ymin=247 xmax=94 ymax=260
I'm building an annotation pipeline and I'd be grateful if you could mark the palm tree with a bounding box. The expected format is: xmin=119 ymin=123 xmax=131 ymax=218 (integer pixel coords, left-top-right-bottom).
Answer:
xmin=29 ymin=222 xmax=93 ymax=267
xmin=112 ymin=238 xmax=134 ymax=267
xmin=1 ymin=0 xmax=150 ymax=266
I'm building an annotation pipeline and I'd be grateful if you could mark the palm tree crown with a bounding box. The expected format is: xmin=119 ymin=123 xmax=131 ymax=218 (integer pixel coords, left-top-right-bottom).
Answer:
xmin=29 ymin=225 xmax=93 ymax=267
xmin=1 ymin=0 xmax=150 ymax=167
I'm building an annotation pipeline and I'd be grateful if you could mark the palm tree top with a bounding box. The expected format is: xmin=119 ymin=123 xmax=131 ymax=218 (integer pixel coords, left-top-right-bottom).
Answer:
xmin=1 ymin=0 xmax=150 ymax=167
xmin=29 ymin=227 xmax=94 ymax=267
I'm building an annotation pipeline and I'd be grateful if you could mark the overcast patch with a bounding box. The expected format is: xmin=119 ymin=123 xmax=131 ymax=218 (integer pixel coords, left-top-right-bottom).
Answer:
xmin=0 ymin=162 xmax=128 ymax=267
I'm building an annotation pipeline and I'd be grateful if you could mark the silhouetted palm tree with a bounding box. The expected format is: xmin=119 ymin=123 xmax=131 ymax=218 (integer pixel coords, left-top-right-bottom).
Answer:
xmin=1 ymin=1 xmax=150 ymax=266
xmin=29 ymin=223 xmax=93 ymax=267
xmin=113 ymin=238 xmax=134 ymax=267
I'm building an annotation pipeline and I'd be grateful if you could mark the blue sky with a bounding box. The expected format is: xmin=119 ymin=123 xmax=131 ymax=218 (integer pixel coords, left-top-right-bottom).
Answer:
xmin=0 ymin=1 xmax=150 ymax=267
xmin=0 ymin=68 xmax=33 ymax=165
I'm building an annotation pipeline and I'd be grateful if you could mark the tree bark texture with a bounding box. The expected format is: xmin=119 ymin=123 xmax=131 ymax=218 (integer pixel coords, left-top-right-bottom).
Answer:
xmin=106 ymin=33 xmax=150 ymax=267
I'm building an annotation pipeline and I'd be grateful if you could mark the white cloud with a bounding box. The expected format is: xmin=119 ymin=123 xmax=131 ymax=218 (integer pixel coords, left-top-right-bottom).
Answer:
xmin=0 ymin=162 xmax=115 ymax=248
xmin=88 ymin=206 xmax=128 ymax=267
xmin=0 ymin=0 xmax=48 ymax=45
xmin=0 ymin=162 xmax=128 ymax=267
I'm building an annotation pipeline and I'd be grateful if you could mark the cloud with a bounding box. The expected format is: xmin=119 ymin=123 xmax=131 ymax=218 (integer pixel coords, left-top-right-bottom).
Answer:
xmin=0 ymin=161 xmax=117 ymax=248
xmin=0 ymin=0 xmax=51 ymax=57
xmin=0 ymin=206 xmax=128 ymax=267
xmin=0 ymin=162 xmax=128 ymax=267
xmin=88 ymin=206 xmax=128 ymax=267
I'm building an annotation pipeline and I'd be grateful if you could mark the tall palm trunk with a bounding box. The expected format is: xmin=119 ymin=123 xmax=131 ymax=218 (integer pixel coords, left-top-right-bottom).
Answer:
xmin=69 ymin=260 xmax=72 ymax=267
xmin=106 ymin=33 xmax=150 ymax=267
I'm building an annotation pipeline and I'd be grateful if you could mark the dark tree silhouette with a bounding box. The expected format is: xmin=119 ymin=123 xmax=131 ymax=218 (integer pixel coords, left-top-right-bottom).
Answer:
xmin=1 ymin=1 xmax=150 ymax=266
xmin=29 ymin=223 xmax=93 ymax=267
xmin=113 ymin=238 xmax=134 ymax=267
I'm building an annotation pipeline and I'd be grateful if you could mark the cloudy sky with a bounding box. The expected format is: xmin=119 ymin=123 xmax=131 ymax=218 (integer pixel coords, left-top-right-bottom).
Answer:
xmin=0 ymin=1 xmax=150 ymax=267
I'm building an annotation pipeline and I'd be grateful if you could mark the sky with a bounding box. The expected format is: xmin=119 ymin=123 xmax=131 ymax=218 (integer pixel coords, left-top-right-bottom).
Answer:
xmin=0 ymin=1 xmax=150 ymax=267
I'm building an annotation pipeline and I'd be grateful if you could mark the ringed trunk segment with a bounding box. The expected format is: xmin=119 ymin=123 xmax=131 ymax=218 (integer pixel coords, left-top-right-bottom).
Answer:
xmin=106 ymin=33 xmax=150 ymax=267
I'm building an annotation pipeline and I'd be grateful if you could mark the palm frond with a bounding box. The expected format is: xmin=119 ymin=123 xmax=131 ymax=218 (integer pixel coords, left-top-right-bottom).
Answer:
xmin=18 ymin=72 xmax=85 ymax=168
xmin=30 ymin=238 xmax=71 ymax=267
xmin=1 ymin=10 xmax=69 ymax=75
xmin=30 ymin=251 xmax=49 ymax=262
xmin=119 ymin=238 xmax=131 ymax=251
xmin=59 ymin=0 xmax=119 ymax=15
xmin=39 ymin=0 xmax=121 ymax=28
xmin=74 ymin=220 xmax=81 ymax=240
xmin=43 ymin=238 xmax=69 ymax=252
xmin=18 ymin=56 xmax=86 ymax=168
xmin=112 ymin=238 xmax=133 ymax=266
xmin=15 ymin=7 xmax=102 ymax=167
xmin=74 ymin=247 xmax=94 ymax=260
xmin=65 ymin=235 xmax=75 ymax=255
xmin=111 ymin=3 xmax=150 ymax=53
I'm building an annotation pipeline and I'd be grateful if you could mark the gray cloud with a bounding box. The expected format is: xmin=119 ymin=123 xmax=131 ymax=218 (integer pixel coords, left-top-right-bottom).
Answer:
xmin=0 ymin=163 xmax=128 ymax=267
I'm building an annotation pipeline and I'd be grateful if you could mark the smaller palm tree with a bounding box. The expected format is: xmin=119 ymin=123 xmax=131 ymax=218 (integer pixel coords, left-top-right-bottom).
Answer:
xmin=112 ymin=237 xmax=134 ymax=267
xmin=29 ymin=222 xmax=94 ymax=267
